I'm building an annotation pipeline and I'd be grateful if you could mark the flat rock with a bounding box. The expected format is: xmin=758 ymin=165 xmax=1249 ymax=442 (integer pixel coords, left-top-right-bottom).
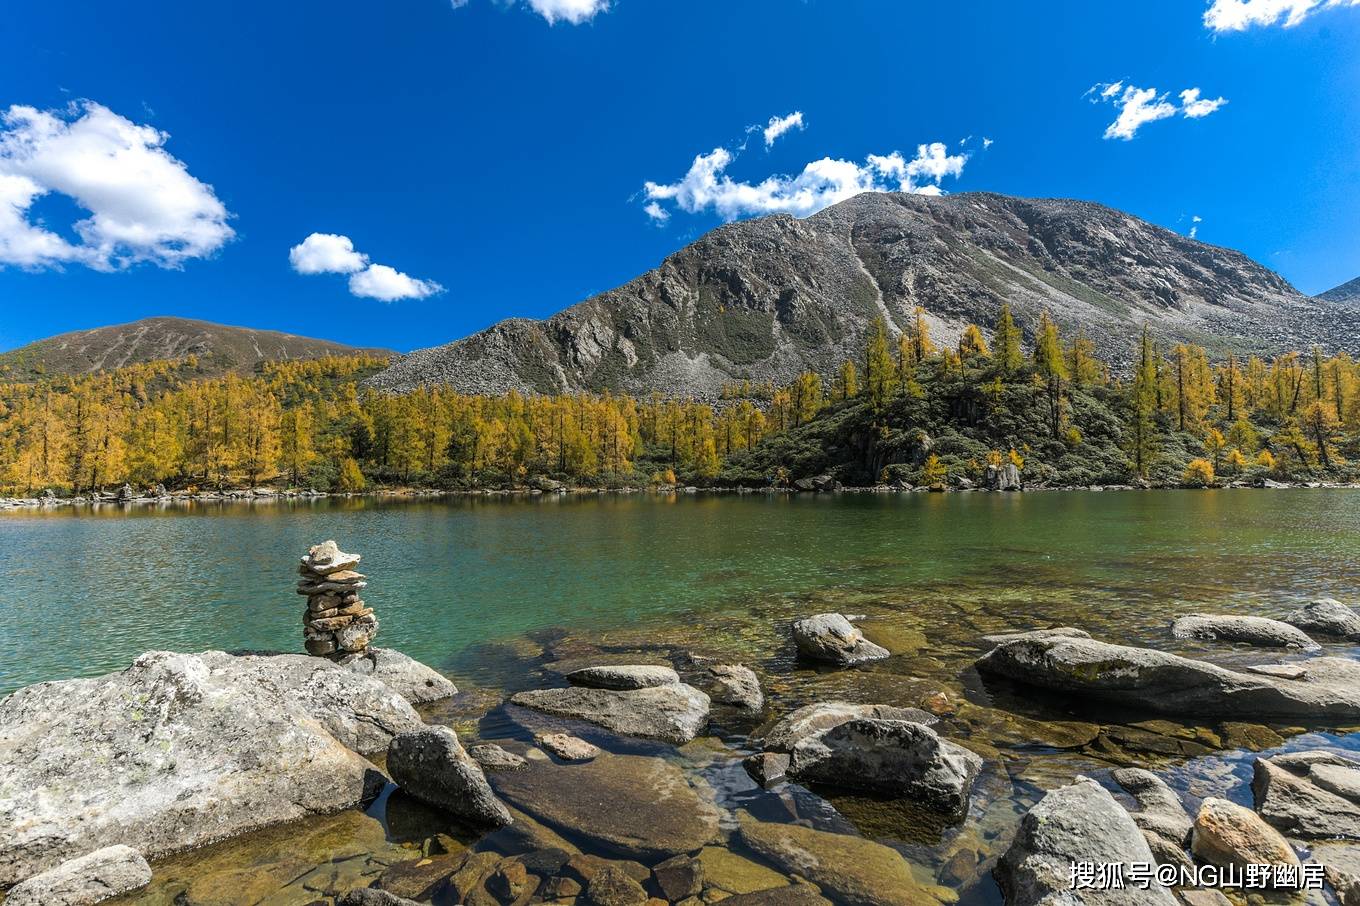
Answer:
xmin=4 ymin=845 xmax=152 ymax=906
xmin=976 ymin=634 xmax=1360 ymax=721
xmin=760 ymin=701 xmax=936 ymax=753
xmin=536 ymin=732 xmax=600 ymax=761
xmin=995 ymin=778 xmax=1178 ymax=905
xmin=792 ymin=613 xmax=889 ymax=666
xmin=1171 ymin=614 xmax=1319 ymax=650
xmin=1284 ymin=598 xmax=1360 ymax=640
xmin=492 ymin=753 xmax=721 ymax=862
xmin=469 ymin=743 xmax=528 ymax=772
xmin=510 ymin=683 xmax=710 ymax=744
xmin=335 ymin=648 xmax=458 ymax=704
xmin=719 ymin=886 xmax=834 ymax=906
xmin=787 ymin=718 xmax=981 ymax=813
xmin=980 ymin=627 xmax=1092 ymax=644
xmin=1191 ymin=797 xmax=1300 ymax=877
xmin=386 ymin=726 xmax=513 ymax=828
xmin=0 ymin=650 xmax=408 ymax=885
xmin=566 ymin=665 xmax=680 ymax=690
xmin=1252 ymin=749 xmax=1360 ymax=839
xmin=736 ymin=812 xmax=939 ymax=906
xmin=302 ymin=539 xmax=362 ymax=574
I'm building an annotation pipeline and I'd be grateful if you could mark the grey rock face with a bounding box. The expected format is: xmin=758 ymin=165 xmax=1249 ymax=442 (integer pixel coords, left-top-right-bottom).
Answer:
xmin=510 ymin=683 xmax=711 ymax=744
xmin=337 ymin=889 xmax=425 ymax=906
xmin=995 ymin=778 xmax=1178 ymax=905
xmin=702 ymin=663 xmax=765 ymax=711
xmin=1318 ymin=276 xmax=1360 ymax=304
xmin=363 ymin=192 xmax=1347 ymax=399
xmin=791 ymin=613 xmax=890 ymax=666
xmin=980 ymin=626 xmax=1091 ymax=645
xmin=761 ymin=701 xmax=936 ymax=753
xmin=0 ymin=651 xmax=399 ymax=886
xmin=976 ymin=634 xmax=1360 ymax=720
xmin=469 ymin=743 xmax=529 ymax=772
xmin=335 ymin=648 xmax=458 ymax=704
xmin=565 ymin=664 xmax=680 ymax=690
xmin=4 ymin=845 xmax=151 ymax=906
xmin=1111 ymin=768 xmax=1193 ymax=868
xmin=1171 ymin=614 xmax=1319 ymax=650
xmin=1284 ymin=598 xmax=1360 ymax=640
xmin=787 ymin=718 xmax=981 ymax=813
xmin=386 ymin=726 xmax=513 ymax=828
xmin=1252 ymin=750 xmax=1360 ymax=839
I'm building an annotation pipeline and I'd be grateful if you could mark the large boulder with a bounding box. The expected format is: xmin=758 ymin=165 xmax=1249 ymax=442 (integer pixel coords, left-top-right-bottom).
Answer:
xmin=4 ymin=845 xmax=151 ymax=906
xmin=1191 ymin=797 xmax=1300 ymax=881
xmin=0 ymin=651 xmax=408 ymax=885
xmin=566 ymin=664 xmax=680 ymax=690
xmin=976 ymin=634 xmax=1360 ymax=721
xmin=1284 ymin=599 xmax=1360 ymax=640
xmin=335 ymin=648 xmax=458 ymax=704
xmin=510 ymin=683 xmax=710 ymax=744
xmin=995 ymin=778 xmax=1178 ymax=905
xmin=761 ymin=701 xmax=936 ymax=753
xmin=791 ymin=613 xmax=889 ymax=666
xmin=736 ymin=813 xmax=941 ymax=906
xmin=386 ymin=726 xmax=512 ymax=828
xmin=492 ymin=753 xmax=721 ymax=862
xmin=700 ymin=663 xmax=765 ymax=711
xmin=787 ymin=719 xmax=981 ymax=813
xmin=1252 ymin=750 xmax=1360 ymax=839
xmin=1170 ymin=614 xmax=1319 ymax=650
xmin=1110 ymin=768 xmax=1193 ymax=868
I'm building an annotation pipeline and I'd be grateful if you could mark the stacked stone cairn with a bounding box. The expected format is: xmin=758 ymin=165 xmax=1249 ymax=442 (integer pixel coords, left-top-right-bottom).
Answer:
xmin=299 ymin=540 xmax=379 ymax=657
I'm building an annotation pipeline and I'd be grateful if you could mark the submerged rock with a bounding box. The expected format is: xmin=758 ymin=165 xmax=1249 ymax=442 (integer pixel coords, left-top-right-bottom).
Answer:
xmin=980 ymin=627 xmax=1091 ymax=645
xmin=386 ymin=726 xmax=513 ymax=828
xmin=4 ymin=845 xmax=152 ymax=906
xmin=535 ymin=731 xmax=600 ymax=761
xmin=744 ymin=751 xmax=791 ymax=786
xmin=719 ymin=886 xmax=834 ymax=906
xmin=337 ymin=890 xmax=424 ymax=906
xmin=566 ymin=664 xmax=680 ymax=690
xmin=469 ymin=743 xmax=529 ymax=772
xmin=1170 ymin=614 xmax=1319 ymax=650
xmin=1284 ymin=598 xmax=1360 ymax=640
xmin=0 ymin=651 xmax=405 ymax=885
xmin=510 ymin=683 xmax=711 ymax=744
xmin=786 ymin=718 xmax=981 ymax=813
xmin=736 ymin=813 xmax=941 ymax=906
xmin=791 ymin=613 xmax=889 ymax=666
xmin=492 ymin=753 xmax=721 ymax=861
xmin=334 ymin=648 xmax=457 ymax=704
xmin=760 ymin=701 xmax=935 ymax=753
xmin=1252 ymin=749 xmax=1360 ymax=839
xmin=995 ymin=778 xmax=1178 ymax=905
xmin=976 ymin=634 xmax=1360 ymax=720
xmin=1191 ymin=797 xmax=1300 ymax=881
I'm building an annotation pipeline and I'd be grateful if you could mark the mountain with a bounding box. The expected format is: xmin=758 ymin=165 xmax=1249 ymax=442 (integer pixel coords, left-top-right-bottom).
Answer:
xmin=365 ymin=191 xmax=1355 ymax=398
xmin=0 ymin=316 xmax=390 ymax=380
xmin=1317 ymin=277 xmax=1360 ymax=304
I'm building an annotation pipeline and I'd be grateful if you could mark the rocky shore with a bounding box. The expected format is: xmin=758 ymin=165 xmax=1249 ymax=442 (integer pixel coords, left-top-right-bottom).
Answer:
xmin=5 ymin=584 xmax=1360 ymax=906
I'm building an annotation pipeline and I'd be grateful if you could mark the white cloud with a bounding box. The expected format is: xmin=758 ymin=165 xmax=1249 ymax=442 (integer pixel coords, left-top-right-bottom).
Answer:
xmin=525 ymin=0 xmax=609 ymax=24
xmin=288 ymin=232 xmax=368 ymax=274
xmin=348 ymin=264 xmax=443 ymax=301
xmin=643 ymin=201 xmax=670 ymax=223
xmin=1190 ymin=215 xmax=1203 ymax=239
xmin=1204 ymin=0 xmax=1360 ymax=31
xmin=762 ymin=112 xmax=805 ymax=148
xmin=643 ymin=141 xmax=968 ymax=222
xmin=982 ymin=137 xmax=994 ymax=149
xmin=1180 ymin=88 xmax=1228 ymax=118
xmin=1089 ymin=82 xmax=1227 ymax=140
xmin=290 ymin=232 xmax=442 ymax=302
xmin=0 ymin=101 xmax=233 ymax=271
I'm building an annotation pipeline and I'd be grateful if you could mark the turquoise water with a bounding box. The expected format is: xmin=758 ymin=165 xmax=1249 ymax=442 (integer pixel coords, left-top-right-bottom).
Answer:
xmin=2 ymin=489 xmax=1358 ymax=698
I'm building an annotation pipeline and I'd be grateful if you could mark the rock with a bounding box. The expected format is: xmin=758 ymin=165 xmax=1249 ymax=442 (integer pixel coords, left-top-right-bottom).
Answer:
xmin=116 ymin=483 xmax=135 ymax=501
xmin=792 ymin=474 xmax=839 ymax=493
xmin=736 ymin=812 xmax=939 ymax=906
xmin=469 ymin=743 xmax=529 ymax=772
xmin=1111 ymin=768 xmax=1193 ymax=868
xmin=510 ymin=683 xmax=711 ymax=744
xmin=703 ymin=663 xmax=764 ymax=711
xmin=536 ymin=732 xmax=601 ymax=761
xmin=386 ymin=726 xmax=513 ymax=828
xmin=995 ymin=778 xmax=1178 ymax=905
xmin=4 ymin=845 xmax=152 ymax=906
xmin=1252 ymin=750 xmax=1360 ymax=839
xmin=1170 ymin=614 xmax=1319 ymax=649
xmin=487 ymin=858 xmax=538 ymax=902
xmin=1284 ymin=598 xmax=1360 ymax=640
xmin=787 ymin=718 xmax=981 ymax=813
xmin=491 ymin=753 xmax=721 ymax=862
xmin=586 ymin=863 xmax=650 ymax=905
xmin=696 ymin=846 xmax=790 ymax=896
xmin=985 ymin=462 xmax=1022 ymax=491
xmin=334 ymin=648 xmax=457 ymax=704
xmin=302 ymin=539 xmax=362 ymax=574
xmin=791 ymin=613 xmax=890 ymax=666
xmin=652 ymin=854 xmax=704 ymax=901
xmin=1308 ymin=842 xmax=1360 ymax=906
xmin=0 ymin=651 xmax=406 ymax=885
xmin=567 ymin=664 xmax=681 ymax=690
xmin=980 ymin=626 xmax=1091 ymax=644
xmin=976 ymin=633 xmax=1360 ymax=720
xmin=1190 ymin=797 xmax=1300 ymax=880
xmin=743 ymin=751 xmax=790 ymax=786
xmin=760 ymin=701 xmax=936 ymax=753
xmin=718 ymin=886 xmax=833 ymax=906
xmin=337 ymin=890 xmax=424 ymax=906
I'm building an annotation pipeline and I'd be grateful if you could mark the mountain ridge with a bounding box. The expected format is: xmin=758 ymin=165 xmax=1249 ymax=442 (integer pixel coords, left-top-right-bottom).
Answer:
xmin=1317 ymin=276 xmax=1360 ymax=304
xmin=364 ymin=191 xmax=1354 ymax=398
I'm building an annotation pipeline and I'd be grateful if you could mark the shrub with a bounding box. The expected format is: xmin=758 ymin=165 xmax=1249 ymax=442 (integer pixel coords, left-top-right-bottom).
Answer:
xmin=1183 ymin=458 xmax=1216 ymax=487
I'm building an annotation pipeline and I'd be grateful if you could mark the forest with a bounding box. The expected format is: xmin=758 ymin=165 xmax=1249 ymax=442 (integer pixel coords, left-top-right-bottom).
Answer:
xmin=0 ymin=305 xmax=1357 ymax=496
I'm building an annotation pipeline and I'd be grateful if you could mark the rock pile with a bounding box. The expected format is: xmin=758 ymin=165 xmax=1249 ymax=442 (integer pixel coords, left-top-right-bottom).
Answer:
xmin=299 ymin=540 xmax=378 ymax=657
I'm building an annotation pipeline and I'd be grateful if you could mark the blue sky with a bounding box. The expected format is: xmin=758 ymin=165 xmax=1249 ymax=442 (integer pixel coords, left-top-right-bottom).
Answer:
xmin=1 ymin=0 xmax=1358 ymax=354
